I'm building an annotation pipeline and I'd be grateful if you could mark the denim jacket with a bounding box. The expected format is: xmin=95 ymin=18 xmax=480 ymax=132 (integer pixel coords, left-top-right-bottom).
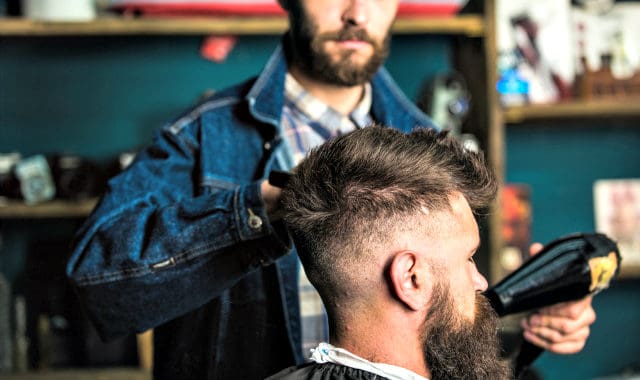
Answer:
xmin=67 ymin=44 xmax=435 ymax=380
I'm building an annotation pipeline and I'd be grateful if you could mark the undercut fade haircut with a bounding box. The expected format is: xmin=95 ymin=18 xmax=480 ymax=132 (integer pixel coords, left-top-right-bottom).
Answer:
xmin=280 ymin=125 xmax=497 ymax=308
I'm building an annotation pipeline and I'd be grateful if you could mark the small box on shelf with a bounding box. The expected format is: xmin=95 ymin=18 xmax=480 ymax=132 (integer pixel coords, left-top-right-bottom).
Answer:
xmin=575 ymin=56 xmax=640 ymax=101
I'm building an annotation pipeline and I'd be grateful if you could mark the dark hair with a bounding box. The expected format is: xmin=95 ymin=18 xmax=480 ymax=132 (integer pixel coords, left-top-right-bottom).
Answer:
xmin=281 ymin=125 xmax=497 ymax=308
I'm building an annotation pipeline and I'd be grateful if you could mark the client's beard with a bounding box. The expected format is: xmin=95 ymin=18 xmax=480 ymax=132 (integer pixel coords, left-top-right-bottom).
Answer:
xmin=421 ymin=284 xmax=511 ymax=380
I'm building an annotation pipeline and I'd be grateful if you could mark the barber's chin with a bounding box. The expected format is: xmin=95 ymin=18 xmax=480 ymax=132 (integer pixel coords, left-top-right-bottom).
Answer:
xmin=336 ymin=43 xmax=374 ymax=60
xmin=328 ymin=56 xmax=370 ymax=71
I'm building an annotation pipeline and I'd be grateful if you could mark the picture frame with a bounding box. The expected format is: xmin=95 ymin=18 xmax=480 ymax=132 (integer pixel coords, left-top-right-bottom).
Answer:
xmin=594 ymin=179 xmax=640 ymax=277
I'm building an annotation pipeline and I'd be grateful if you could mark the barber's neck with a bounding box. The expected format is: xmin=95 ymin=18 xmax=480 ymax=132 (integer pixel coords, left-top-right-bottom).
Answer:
xmin=288 ymin=65 xmax=366 ymax=115
xmin=330 ymin=305 xmax=431 ymax=379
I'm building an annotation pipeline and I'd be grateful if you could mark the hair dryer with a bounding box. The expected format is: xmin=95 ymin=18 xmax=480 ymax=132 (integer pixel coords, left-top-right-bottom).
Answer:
xmin=484 ymin=232 xmax=621 ymax=378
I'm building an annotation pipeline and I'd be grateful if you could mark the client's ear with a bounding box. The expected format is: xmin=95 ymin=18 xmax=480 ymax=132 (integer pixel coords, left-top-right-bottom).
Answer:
xmin=389 ymin=251 xmax=432 ymax=311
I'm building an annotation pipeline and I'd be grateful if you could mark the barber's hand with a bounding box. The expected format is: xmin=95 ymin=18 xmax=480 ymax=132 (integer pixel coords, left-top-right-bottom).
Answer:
xmin=520 ymin=243 xmax=597 ymax=354
xmin=261 ymin=179 xmax=283 ymax=220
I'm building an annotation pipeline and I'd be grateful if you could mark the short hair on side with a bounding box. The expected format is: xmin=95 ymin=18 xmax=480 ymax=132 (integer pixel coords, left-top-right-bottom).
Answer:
xmin=280 ymin=125 xmax=497 ymax=308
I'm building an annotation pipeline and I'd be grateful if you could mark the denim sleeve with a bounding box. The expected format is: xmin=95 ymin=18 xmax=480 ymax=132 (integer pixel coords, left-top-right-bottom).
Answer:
xmin=66 ymin=125 xmax=292 ymax=340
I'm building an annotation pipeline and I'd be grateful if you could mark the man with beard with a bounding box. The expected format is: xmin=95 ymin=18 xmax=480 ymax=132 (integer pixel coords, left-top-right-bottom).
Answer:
xmin=270 ymin=126 xmax=509 ymax=380
xmin=67 ymin=1 xmax=595 ymax=379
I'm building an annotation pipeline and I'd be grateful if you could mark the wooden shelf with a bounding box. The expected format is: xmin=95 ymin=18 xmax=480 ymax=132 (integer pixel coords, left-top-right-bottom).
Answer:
xmin=0 ymin=198 xmax=97 ymax=219
xmin=0 ymin=15 xmax=484 ymax=37
xmin=395 ymin=15 xmax=484 ymax=36
xmin=504 ymin=99 xmax=640 ymax=123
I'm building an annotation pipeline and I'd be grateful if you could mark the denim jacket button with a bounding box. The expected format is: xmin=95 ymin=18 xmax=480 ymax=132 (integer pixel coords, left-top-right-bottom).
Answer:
xmin=264 ymin=142 xmax=272 ymax=150
xmin=252 ymin=257 xmax=267 ymax=267
xmin=248 ymin=214 xmax=263 ymax=230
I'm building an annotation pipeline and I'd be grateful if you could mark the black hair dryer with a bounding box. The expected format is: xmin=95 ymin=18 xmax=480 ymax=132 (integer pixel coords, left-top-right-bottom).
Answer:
xmin=484 ymin=232 xmax=621 ymax=378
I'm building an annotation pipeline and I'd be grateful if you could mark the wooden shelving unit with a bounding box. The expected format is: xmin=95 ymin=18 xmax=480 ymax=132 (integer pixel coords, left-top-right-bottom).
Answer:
xmin=0 ymin=14 xmax=485 ymax=37
xmin=504 ymin=99 xmax=640 ymax=124
xmin=0 ymin=198 xmax=97 ymax=219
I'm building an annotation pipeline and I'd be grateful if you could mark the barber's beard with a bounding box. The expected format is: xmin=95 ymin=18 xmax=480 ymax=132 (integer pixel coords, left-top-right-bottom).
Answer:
xmin=288 ymin=12 xmax=390 ymax=86
xmin=421 ymin=285 xmax=511 ymax=380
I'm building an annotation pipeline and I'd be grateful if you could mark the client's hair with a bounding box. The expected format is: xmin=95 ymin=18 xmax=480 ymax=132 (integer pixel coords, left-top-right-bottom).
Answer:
xmin=280 ymin=125 xmax=496 ymax=309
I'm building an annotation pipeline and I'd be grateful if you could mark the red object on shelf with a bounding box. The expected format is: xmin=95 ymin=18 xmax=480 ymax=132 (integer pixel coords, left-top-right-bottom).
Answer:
xmin=200 ymin=35 xmax=237 ymax=62
xmin=108 ymin=1 xmax=466 ymax=17
xmin=110 ymin=2 xmax=286 ymax=16
xmin=398 ymin=2 xmax=465 ymax=16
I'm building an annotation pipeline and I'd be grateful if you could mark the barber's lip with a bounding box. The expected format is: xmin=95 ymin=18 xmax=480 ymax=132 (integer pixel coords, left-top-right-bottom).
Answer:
xmin=335 ymin=39 xmax=370 ymax=49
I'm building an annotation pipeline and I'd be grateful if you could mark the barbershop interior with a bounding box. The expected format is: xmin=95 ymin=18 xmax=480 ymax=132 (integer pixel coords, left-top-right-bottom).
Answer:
xmin=1 ymin=0 xmax=639 ymax=379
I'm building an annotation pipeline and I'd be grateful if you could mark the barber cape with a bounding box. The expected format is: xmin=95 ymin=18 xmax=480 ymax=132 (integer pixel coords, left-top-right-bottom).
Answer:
xmin=266 ymin=342 xmax=429 ymax=380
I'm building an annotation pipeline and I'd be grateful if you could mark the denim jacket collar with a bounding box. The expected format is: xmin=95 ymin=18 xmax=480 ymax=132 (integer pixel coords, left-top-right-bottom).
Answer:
xmin=247 ymin=44 xmax=288 ymax=130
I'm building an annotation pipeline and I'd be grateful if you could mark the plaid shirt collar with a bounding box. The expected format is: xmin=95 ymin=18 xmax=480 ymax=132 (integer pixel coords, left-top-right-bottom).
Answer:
xmin=284 ymin=72 xmax=372 ymax=133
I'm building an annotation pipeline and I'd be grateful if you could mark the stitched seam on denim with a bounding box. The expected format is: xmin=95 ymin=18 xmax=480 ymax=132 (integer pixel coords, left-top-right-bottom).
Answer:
xmin=75 ymin=236 xmax=236 ymax=286
xmin=164 ymin=123 xmax=199 ymax=156
xmin=201 ymin=177 xmax=238 ymax=190
xmin=167 ymin=96 xmax=241 ymax=135
xmin=180 ymin=131 xmax=198 ymax=154
xmin=233 ymin=187 xmax=243 ymax=241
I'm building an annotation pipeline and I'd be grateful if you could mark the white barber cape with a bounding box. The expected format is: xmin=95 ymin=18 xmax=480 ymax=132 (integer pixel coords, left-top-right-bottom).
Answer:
xmin=309 ymin=342 xmax=429 ymax=380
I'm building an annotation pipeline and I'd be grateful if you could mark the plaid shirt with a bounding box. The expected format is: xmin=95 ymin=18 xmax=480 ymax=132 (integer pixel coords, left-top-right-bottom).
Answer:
xmin=282 ymin=73 xmax=373 ymax=356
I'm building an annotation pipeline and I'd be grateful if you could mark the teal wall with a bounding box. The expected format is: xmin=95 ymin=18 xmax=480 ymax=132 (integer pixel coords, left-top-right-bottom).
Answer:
xmin=1 ymin=35 xmax=281 ymax=158
xmin=0 ymin=34 xmax=451 ymax=158
xmin=507 ymin=122 xmax=640 ymax=379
